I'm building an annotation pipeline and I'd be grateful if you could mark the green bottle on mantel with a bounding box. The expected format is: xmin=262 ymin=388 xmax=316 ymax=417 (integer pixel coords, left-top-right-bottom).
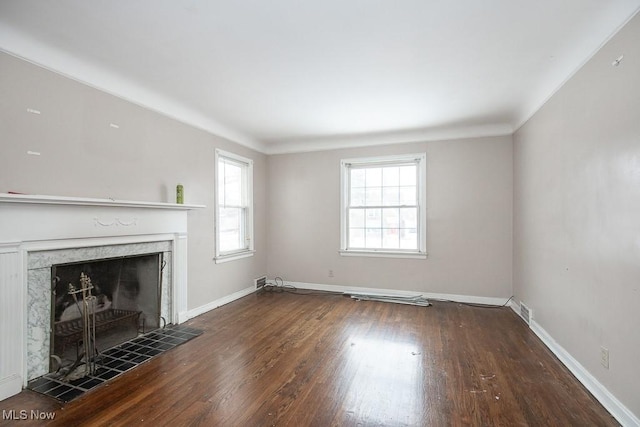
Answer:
xmin=176 ymin=184 xmax=184 ymax=204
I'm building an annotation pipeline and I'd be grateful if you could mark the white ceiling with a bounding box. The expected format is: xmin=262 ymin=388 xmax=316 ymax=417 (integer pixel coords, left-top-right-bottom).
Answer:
xmin=1 ymin=1 xmax=639 ymax=154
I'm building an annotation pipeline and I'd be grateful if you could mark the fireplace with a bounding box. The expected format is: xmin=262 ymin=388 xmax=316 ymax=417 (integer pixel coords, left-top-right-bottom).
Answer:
xmin=50 ymin=253 xmax=164 ymax=369
xmin=0 ymin=193 xmax=202 ymax=401
xmin=27 ymin=240 xmax=174 ymax=380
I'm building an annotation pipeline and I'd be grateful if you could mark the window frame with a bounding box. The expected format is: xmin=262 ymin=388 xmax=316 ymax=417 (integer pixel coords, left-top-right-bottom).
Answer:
xmin=340 ymin=153 xmax=427 ymax=259
xmin=214 ymin=149 xmax=254 ymax=263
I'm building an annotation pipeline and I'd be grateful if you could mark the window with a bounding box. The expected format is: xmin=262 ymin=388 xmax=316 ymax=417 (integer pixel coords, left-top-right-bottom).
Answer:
xmin=340 ymin=153 xmax=427 ymax=258
xmin=215 ymin=149 xmax=254 ymax=263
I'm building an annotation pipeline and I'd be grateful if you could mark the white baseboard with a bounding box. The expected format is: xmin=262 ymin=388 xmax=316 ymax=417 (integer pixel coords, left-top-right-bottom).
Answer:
xmin=509 ymin=304 xmax=639 ymax=427
xmin=184 ymin=286 xmax=255 ymax=321
xmin=183 ymin=280 xmax=510 ymax=323
xmin=286 ymin=280 xmax=511 ymax=306
xmin=177 ymin=311 xmax=190 ymax=324
xmin=0 ymin=374 xmax=23 ymax=402
xmin=181 ymin=280 xmax=510 ymax=324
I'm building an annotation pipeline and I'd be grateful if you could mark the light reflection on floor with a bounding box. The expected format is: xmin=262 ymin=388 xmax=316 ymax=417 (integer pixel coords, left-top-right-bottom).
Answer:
xmin=341 ymin=336 xmax=424 ymax=425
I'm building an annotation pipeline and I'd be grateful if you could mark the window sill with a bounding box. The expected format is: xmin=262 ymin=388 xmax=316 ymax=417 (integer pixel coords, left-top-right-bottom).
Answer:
xmin=339 ymin=250 xmax=427 ymax=260
xmin=214 ymin=250 xmax=255 ymax=264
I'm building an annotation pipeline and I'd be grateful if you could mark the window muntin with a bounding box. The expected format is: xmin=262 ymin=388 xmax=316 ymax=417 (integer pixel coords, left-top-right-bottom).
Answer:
xmin=215 ymin=150 xmax=254 ymax=262
xmin=341 ymin=154 xmax=426 ymax=258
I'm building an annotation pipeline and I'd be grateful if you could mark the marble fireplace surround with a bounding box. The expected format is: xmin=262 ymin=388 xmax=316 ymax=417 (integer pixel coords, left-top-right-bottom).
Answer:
xmin=0 ymin=193 xmax=203 ymax=401
xmin=27 ymin=240 xmax=173 ymax=381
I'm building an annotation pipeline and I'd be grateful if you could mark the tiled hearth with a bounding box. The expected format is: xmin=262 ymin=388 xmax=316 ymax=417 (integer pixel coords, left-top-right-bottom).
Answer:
xmin=27 ymin=325 xmax=202 ymax=402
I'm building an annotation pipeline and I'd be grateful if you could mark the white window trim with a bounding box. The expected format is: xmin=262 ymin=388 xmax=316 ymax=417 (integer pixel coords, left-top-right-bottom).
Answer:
xmin=214 ymin=149 xmax=254 ymax=264
xmin=340 ymin=153 xmax=427 ymax=259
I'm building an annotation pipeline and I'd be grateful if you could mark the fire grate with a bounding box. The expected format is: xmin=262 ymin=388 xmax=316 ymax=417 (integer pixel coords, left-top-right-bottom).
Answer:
xmin=54 ymin=309 xmax=141 ymax=355
xmin=27 ymin=324 xmax=202 ymax=402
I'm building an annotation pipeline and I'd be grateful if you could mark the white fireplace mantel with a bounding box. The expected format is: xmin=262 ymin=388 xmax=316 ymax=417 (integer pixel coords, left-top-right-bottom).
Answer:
xmin=0 ymin=193 xmax=204 ymax=401
xmin=0 ymin=193 xmax=205 ymax=210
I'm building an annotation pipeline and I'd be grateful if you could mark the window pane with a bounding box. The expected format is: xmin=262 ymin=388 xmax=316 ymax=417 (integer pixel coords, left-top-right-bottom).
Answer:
xmin=216 ymin=151 xmax=253 ymax=259
xmin=400 ymin=229 xmax=418 ymax=249
xmin=399 ymin=165 xmax=416 ymax=186
xmin=365 ymin=228 xmax=382 ymax=248
xmin=219 ymin=207 xmax=244 ymax=252
xmin=223 ymin=162 xmax=243 ymax=206
xmin=382 ymin=167 xmax=400 ymax=186
xmin=220 ymin=230 xmax=241 ymax=252
xmin=350 ymin=188 xmax=365 ymax=207
xmin=350 ymin=169 xmax=366 ymax=188
xmin=366 ymin=167 xmax=382 ymax=187
xmin=382 ymin=187 xmax=399 ymax=206
xmin=349 ymin=228 xmax=365 ymax=248
xmin=400 ymin=207 xmax=417 ymax=229
xmin=399 ymin=186 xmax=416 ymax=205
xmin=365 ymin=208 xmax=381 ymax=228
xmin=382 ymin=208 xmax=400 ymax=228
xmin=219 ymin=207 xmax=240 ymax=231
xmin=342 ymin=155 xmax=424 ymax=254
xmin=365 ymin=187 xmax=382 ymax=206
xmin=382 ymin=228 xmax=400 ymax=249
xmin=217 ymin=165 xmax=225 ymax=203
xmin=349 ymin=208 xmax=365 ymax=228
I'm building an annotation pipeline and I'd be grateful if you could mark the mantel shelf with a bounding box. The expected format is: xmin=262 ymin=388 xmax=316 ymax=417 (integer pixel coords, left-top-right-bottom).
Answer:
xmin=0 ymin=193 xmax=205 ymax=210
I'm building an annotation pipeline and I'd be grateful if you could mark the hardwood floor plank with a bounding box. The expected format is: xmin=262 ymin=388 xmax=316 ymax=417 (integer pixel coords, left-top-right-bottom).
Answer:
xmin=0 ymin=292 xmax=619 ymax=426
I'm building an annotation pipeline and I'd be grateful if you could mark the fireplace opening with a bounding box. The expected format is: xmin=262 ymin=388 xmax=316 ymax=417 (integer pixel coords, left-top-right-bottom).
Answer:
xmin=50 ymin=253 xmax=163 ymax=371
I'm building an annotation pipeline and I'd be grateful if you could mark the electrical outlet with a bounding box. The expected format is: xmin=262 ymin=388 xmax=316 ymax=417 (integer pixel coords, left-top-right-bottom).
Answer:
xmin=328 ymin=270 xmax=334 ymax=278
xmin=600 ymin=346 xmax=609 ymax=369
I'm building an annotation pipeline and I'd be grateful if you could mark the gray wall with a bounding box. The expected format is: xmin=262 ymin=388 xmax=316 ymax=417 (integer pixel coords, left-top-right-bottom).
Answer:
xmin=267 ymin=136 xmax=513 ymax=298
xmin=0 ymin=52 xmax=268 ymax=311
xmin=0 ymin=49 xmax=513 ymax=306
xmin=513 ymin=13 xmax=640 ymax=417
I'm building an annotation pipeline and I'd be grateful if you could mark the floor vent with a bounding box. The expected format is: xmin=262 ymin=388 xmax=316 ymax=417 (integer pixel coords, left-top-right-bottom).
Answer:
xmin=254 ymin=276 xmax=267 ymax=291
xmin=520 ymin=302 xmax=532 ymax=325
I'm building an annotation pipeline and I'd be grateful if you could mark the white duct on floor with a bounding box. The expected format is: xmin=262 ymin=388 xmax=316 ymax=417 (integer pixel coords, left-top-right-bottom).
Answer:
xmin=347 ymin=292 xmax=430 ymax=307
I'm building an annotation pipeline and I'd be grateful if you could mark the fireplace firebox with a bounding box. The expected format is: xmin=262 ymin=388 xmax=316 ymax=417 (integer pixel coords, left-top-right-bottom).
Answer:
xmin=50 ymin=253 xmax=164 ymax=369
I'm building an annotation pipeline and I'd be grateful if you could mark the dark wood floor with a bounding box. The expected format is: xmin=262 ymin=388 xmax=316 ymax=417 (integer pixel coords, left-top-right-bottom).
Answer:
xmin=0 ymin=291 xmax=617 ymax=426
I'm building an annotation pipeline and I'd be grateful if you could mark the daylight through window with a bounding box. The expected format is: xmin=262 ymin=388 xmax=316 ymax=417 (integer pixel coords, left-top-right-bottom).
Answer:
xmin=341 ymin=153 xmax=426 ymax=258
xmin=215 ymin=150 xmax=254 ymax=262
